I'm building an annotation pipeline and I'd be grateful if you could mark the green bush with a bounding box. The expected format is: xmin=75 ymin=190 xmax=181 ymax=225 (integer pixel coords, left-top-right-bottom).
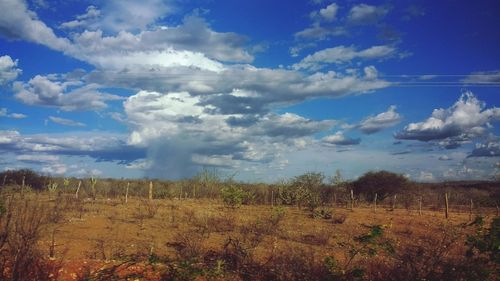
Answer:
xmin=220 ymin=185 xmax=246 ymax=208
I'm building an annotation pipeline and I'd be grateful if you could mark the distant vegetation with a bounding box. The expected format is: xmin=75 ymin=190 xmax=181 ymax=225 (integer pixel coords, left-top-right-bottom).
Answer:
xmin=1 ymin=168 xmax=498 ymax=209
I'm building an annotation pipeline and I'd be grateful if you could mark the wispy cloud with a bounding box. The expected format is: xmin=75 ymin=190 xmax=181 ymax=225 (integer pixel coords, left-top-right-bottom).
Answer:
xmin=48 ymin=116 xmax=86 ymax=127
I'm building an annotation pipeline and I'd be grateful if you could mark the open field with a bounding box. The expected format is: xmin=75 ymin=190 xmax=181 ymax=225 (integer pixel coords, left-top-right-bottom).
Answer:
xmin=0 ymin=170 xmax=499 ymax=280
xmin=1 ymin=191 xmax=499 ymax=280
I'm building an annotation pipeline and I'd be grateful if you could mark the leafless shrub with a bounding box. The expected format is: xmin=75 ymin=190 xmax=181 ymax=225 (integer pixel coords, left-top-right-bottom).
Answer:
xmin=135 ymin=199 xmax=160 ymax=220
xmin=0 ymin=196 xmax=62 ymax=281
xmin=167 ymin=230 xmax=209 ymax=260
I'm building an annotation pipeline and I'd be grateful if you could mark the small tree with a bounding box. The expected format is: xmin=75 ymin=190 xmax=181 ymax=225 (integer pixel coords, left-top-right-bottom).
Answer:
xmin=353 ymin=171 xmax=410 ymax=202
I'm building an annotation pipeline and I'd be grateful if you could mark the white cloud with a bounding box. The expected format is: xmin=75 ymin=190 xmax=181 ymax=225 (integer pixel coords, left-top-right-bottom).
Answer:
xmin=0 ymin=0 xmax=71 ymax=51
xmin=86 ymin=64 xmax=390 ymax=112
xmin=416 ymin=171 xmax=435 ymax=182
xmin=8 ymin=113 xmax=27 ymax=119
xmin=41 ymin=163 xmax=67 ymax=175
xmin=17 ymin=154 xmax=59 ymax=163
xmin=312 ymin=3 xmax=339 ymax=22
xmin=48 ymin=116 xmax=86 ymax=127
xmin=0 ymin=130 xmax=145 ymax=163
xmin=123 ymin=90 xmax=338 ymax=178
xmin=66 ymin=15 xmax=252 ymax=68
xmin=100 ymin=0 xmax=173 ymax=32
xmin=348 ymin=4 xmax=388 ymax=25
xmin=395 ymin=92 xmax=500 ymax=142
xmin=0 ymin=55 xmax=22 ymax=85
xmin=293 ymin=45 xmax=396 ymax=70
xmin=294 ymin=25 xmax=345 ymax=40
xmin=322 ymin=131 xmax=361 ymax=145
xmin=0 ymin=108 xmax=27 ymax=119
xmin=438 ymin=155 xmax=452 ymax=161
xmin=60 ymin=5 xmax=101 ymax=29
xmin=356 ymin=105 xmax=402 ymax=134
xmin=469 ymin=138 xmax=500 ymax=157
xmin=462 ymin=70 xmax=500 ymax=84
xmin=13 ymin=74 xmax=122 ymax=111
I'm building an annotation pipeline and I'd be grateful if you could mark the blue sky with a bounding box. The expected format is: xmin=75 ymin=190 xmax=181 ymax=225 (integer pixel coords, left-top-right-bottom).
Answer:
xmin=0 ymin=0 xmax=499 ymax=182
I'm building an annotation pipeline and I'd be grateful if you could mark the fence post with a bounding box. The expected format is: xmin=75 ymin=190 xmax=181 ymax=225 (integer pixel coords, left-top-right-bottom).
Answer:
xmin=418 ymin=196 xmax=422 ymax=216
xmin=75 ymin=181 xmax=81 ymax=199
xmin=445 ymin=192 xmax=449 ymax=219
xmin=125 ymin=182 xmax=130 ymax=203
xmin=149 ymin=181 xmax=153 ymax=201
xmin=374 ymin=193 xmax=378 ymax=212
xmin=271 ymin=190 xmax=274 ymax=207
xmin=392 ymin=195 xmax=397 ymax=211
xmin=350 ymin=190 xmax=354 ymax=211
xmin=469 ymin=199 xmax=473 ymax=220
xmin=21 ymin=175 xmax=25 ymax=199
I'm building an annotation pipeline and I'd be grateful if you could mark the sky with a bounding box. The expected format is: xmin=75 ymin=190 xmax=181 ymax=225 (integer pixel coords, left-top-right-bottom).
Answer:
xmin=0 ymin=0 xmax=499 ymax=182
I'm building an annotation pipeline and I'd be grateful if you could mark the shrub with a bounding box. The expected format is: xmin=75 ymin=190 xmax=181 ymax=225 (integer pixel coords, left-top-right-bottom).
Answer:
xmin=220 ymin=184 xmax=249 ymax=208
xmin=353 ymin=170 xmax=410 ymax=201
xmin=0 ymin=169 xmax=49 ymax=190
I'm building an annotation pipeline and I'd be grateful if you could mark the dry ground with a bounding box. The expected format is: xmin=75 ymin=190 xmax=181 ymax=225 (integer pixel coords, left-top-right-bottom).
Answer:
xmin=20 ymin=194 xmax=492 ymax=280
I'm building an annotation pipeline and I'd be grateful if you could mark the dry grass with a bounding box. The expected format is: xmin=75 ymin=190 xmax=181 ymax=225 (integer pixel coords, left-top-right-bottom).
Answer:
xmin=0 ymin=190 xmax=498 ymax=280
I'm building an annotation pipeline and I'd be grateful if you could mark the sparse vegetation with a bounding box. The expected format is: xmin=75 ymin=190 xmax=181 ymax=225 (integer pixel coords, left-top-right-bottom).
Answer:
xmin=0 ymin=169 xmax=498 ymax=280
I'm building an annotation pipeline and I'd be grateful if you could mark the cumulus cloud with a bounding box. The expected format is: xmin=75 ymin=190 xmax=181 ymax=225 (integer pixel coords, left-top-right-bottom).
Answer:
xmin=58 ymin=15 xmax=253 ymax=70
xmin=2 ymin=2 xmax=251 ymax=68
xmin=310 ymin=3 xmax=339 ymax=22
xmin=356 ymin=105 xmax=402 ymax=134
xmin=48 ymin=116 xmax=86 ymax=127
xmin=0 ymin=0 xmax=71 ymax=51
xmin=123 ymin=90 xmax=338 ymax=178
xmin=0 ymin=55 xmax=22 ymax=85
xmin=293 ymin=45 xmax=396 ymax=70
xmin=468 ymin=139 xmax=500 ymax=157
xmin=395 ymin=92 xmax=500 ymax=142
xmin=347 ymin=4 xmax=389 ymax=25
xmin=322 ymin=131 xmax=361 ymax=145
xmin=13 ymin=75 xmax=122 ymax=111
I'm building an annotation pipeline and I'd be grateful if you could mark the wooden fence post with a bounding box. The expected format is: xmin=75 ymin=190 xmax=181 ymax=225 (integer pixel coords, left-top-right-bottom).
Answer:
xmin=350 ymin=190 xmax=354 ymax=211
xmin=445 ymin=192 xmax=449 ymax=219
xmin=149 ymin=181 xmax=153 ymax=200
xmin=418 ymin=196 xmax=422 ymax=216
xmin=374 ymin=193 xmax=378 ymax=212
xmin=271 ymin=190 xmax=274 ymax=207
xmin=21 ymin=175 xmax=25 ymax=198
xmin=469 ymin=199 xmax=473 ymax=220
xmin=125 ymin=182 xmax=130 ymax=203
xmin=75 ymin=181 xmax=81 ymax=199
xmin=392 ymin=195 xmax=397 ymax=211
